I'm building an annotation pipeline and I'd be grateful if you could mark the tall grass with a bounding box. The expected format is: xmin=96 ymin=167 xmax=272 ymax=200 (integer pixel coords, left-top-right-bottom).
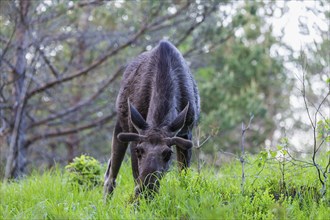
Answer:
xmin=1 ymin=156 xmax=329 ymax=219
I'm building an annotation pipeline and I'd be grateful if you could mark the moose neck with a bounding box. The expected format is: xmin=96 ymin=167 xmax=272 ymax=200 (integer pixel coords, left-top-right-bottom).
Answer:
xmin=146 ymin=42 xmax=178 ymax=128
xmin=146 ymin=74 xmax=177 ymax=127
xmin=147 ymin=42 xmax=184 ymax=127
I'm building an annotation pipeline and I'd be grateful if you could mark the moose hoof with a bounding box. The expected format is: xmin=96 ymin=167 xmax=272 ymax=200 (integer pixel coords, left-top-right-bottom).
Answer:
xmin=103 ymin=179 xmax=116 ymax=201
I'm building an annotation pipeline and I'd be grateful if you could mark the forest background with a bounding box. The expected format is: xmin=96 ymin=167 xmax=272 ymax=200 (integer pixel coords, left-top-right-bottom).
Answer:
xmin=0 ymin=0 xmax=329 ymax=180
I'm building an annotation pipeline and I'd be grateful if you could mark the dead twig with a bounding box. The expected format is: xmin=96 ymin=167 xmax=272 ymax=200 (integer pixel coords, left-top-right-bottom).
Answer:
xmin=240 ymin=114 xmax=254 ymax=195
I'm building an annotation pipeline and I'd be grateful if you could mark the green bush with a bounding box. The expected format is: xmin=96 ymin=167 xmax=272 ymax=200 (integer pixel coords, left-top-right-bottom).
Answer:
xmin=65 ymin=155 xmax=102 ymax=188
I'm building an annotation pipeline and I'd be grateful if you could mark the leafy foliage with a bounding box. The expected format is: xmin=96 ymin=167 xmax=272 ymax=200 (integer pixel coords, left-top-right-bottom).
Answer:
xmin=65 ymin=155 xmax=101 ymax=188
xmin=196 ymin=1 xmax=289 ymax=153
xmin=317 ymin=119 xmax=330 ymax=143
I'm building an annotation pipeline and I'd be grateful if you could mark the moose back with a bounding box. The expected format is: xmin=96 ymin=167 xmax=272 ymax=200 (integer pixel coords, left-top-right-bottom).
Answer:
xmin=104 ymin=40 xmax=200 ymax=198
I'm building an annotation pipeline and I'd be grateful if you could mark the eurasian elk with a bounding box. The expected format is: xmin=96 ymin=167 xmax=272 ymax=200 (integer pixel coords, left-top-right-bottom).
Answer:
xmin=104 ymin=40 xmax=200 ymax=199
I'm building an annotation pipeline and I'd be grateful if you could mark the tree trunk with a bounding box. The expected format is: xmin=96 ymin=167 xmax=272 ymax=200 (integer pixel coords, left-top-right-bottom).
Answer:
xmin=4 ymin=0 xmax=30 ymax=179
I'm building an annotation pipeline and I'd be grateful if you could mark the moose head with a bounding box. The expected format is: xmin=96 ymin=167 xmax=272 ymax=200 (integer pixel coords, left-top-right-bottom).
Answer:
xmin=117 ymin=101 xmax=192 ymax=196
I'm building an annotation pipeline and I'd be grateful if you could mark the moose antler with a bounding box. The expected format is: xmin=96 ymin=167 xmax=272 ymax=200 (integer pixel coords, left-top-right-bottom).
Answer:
xmin=164 ymin=137 xmax=193 ymax=150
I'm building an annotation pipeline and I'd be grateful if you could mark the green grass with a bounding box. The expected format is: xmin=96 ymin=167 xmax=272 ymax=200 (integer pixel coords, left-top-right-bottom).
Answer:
xmin=1 ymin=156 xmax=329 ymax=220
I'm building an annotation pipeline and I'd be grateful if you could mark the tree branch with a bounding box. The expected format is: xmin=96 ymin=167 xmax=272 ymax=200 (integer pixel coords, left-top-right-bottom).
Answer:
xmin=28 ymin=65 xmax=123 ymax=128
xmin=26 ymin=24 xmax=148 ymax=99
xmin=36 ymin=46 xmax=60 ymax=78
xmin=27 ymin=112 xmax=116 ymax=145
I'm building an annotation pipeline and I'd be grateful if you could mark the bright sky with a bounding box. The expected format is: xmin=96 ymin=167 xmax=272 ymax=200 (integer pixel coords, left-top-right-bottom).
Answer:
xmin=270 ymin=1 xmax=329 ymax=152
xmin=272 ymin=1 xmax=328 ymax=51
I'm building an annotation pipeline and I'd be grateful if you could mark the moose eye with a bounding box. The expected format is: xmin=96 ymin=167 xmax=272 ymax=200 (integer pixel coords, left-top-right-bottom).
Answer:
xmin=135 ymin=147 xmax=145 ymax=159
xmin=162 ymin=148 xmax=173 ymax=162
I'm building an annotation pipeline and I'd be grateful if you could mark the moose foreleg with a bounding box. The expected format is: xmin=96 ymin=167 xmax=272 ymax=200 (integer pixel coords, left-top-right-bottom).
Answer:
xmin=104 ymin=121 xmax=128 ymax=200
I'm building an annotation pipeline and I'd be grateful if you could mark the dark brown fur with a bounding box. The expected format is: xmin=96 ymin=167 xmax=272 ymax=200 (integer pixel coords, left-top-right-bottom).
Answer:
xmin=104 ymin=40 xmax=200 ymax=199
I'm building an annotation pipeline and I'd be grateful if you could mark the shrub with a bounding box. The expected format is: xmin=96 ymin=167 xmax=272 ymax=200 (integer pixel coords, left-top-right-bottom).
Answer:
xmin=65 ymin=155 xmax=102 ymax=189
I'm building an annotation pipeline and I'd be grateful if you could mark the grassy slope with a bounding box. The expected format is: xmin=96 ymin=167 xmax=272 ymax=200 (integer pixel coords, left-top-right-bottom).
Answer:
xmin=1 ymin=157 xmax=329 ymax=220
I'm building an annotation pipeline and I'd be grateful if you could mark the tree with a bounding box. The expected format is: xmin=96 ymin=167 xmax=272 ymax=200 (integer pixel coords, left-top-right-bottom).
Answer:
xmin=0 ymin=0 xmax=226 ymax=178
xmin=195 ymin=1 xmax=290 ymax=155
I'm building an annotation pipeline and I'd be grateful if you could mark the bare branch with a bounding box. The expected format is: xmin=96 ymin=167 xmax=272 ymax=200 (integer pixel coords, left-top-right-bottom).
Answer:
xmin=286 ymin=149 xmax=314 ymax=166
xmin=27 ymin=112 xmax=116 ymax=145
xmin=29 ymin=65 xmax=123 ymax=128
xmin=183 ymin=29 xmax=235 ymax=57
xmin=299 ymin=59 xmax=329 ymax=197
xmin=325 ymin=155 xmax=330 ymax=174
xmin=148 ymin=1 xmax=191 ymax=29
xmin=1 ymin=57 xmax=17 ymax=72
xmin=302 ymin=70 xmax=315 ymax=129
xmin=31 ymin=0 xmax=105 ymax=25
xmin=315 ymin=138 xmax=326 ymax=154
xmin=175 ymin=4 xmax=218 ymax=47
xmin=240 ymin=114 xmax=254 ymax=195
xmin=244 ymin=114 xmax=254 ymax=131
xmin=26 ymin=23 xmax=148 ymax=99
xmin=36 ymin=47 xmax=60 ymax=78
xmin=149 ymin=16 xmax=187 ymax=32
xmin=198 ymin=136 xmax=211 ymax=149
xmin=314 ymin=90 xmax=330 ymax=121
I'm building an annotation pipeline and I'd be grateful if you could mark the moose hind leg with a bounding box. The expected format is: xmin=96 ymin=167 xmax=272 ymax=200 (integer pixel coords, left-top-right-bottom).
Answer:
xmin=176 ymin=132 xmax=192 ymax=171
xmin=104 ymin=121 xmax=128 ymax=199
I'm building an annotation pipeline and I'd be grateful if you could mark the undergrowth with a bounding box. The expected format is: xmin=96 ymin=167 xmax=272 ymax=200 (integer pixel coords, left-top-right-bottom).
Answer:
xmin=1 ymin=154 xmax=329 ymax=220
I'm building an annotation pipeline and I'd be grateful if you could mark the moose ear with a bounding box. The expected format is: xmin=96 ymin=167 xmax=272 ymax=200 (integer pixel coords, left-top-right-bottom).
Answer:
xmin=117 ymin=133 xmax=146 ymax=143
xmin=128 ymin=100 xmax=148 ymax=133
xmin=165 ymin=137 xmax=193 ymax=150
xmin=167 ymin=103 xmax=189 ymax=135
